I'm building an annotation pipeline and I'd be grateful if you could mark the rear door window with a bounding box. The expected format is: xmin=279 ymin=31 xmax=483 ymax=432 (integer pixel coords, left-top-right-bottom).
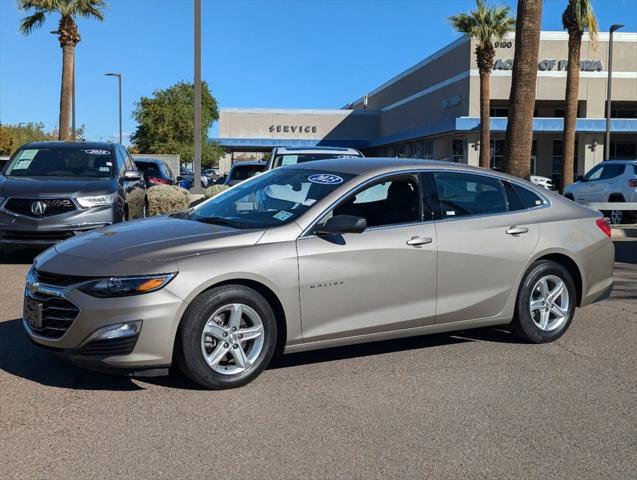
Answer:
xmin=433 ymin=172 xmax=507 ymax=218
xmin=503 ymin=182 xmax=546 ymax=211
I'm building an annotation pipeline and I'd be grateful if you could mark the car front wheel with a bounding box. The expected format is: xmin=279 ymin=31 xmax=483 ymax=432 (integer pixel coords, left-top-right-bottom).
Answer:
xmin=511 ymin=260 xmax=576 ymax=343
xmin=175 ymin=285 xmax=277 ymax=389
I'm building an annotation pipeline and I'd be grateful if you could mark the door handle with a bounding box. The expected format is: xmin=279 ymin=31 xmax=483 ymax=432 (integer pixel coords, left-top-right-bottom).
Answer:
xmin=506 ymin=226 xmax=529 ymax=236
xmin=406 ymin=236 xmax=433 ymax=247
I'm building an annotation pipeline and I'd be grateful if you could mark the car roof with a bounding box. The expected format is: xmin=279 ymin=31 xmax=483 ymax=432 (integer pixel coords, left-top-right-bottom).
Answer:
xmin=601 ymin=159 xmax=637 ymax=164
xmin=20 ymin=141 xmax=120 ymax=150
xmin=134 ymin=157 xmax=163 ymax=164
xmin=274 ymin=146 xmax=360 ymax=154
xmin=280 ymin=157 xmax=472 ymax=174
xmin=280 ymin=157 xmax=555 ymax=184
xmin=231 ymin=161 xmax=267 ymax=168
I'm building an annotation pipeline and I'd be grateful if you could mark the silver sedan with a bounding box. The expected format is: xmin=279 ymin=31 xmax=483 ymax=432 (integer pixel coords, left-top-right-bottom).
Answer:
xmin=24 ymin=158 xmax=614 ymax=389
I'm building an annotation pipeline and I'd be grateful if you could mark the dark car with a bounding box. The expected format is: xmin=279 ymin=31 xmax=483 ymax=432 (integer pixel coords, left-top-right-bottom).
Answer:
xmin=0 ymin=141 xmax=146 ymax=248
xmin=178 ymin=167 xmax=209 ymax=189
xmin=134 ymin=157 xmax=176 ymax=188
xmin=225 ymin=161 xmax=267 ymax=186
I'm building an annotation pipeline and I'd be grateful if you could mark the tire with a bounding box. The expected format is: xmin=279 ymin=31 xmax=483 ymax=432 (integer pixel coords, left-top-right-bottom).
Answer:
xmin=606 ymin=195 xmax=625 ymax=225
xmin=511 ymin=260 xmax=576 ymax=343
xmin=175 ymin=285 xmax=277 ymax=389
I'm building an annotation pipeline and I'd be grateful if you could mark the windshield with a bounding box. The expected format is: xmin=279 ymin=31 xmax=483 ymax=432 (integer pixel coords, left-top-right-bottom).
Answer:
xmin=272 ymin=153 xmax=362 ymax=168
xmin=186 ymin=168 xmax=355 ymax=229
xmin=230 ymin=164 xmax=266 ymax=181
xmin=5 ymin=147 xmax=115 ymax=178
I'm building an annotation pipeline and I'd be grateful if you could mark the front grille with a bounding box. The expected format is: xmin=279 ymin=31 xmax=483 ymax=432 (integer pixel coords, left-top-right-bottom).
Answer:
xmin=26 ymin=291 xmax=79 ymax=339
xmin=35 ymin=269 xmax=93 ymax=287
xmin=79 ymin=336 xmax=138 ymax=356
xmin=4 ymin=198 xmax=76 ymax=218
xmin=2 ymin=230 xmax=74 ymax=242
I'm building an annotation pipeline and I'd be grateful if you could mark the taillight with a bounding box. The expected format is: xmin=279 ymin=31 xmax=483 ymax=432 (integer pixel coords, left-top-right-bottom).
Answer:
xmin=595 ymin=218 xmax=611 ymax=238
xmin=149 ymin=176 xmax=169 ymax=185
xmin=628 ymin=178 xmax=637 ymax=188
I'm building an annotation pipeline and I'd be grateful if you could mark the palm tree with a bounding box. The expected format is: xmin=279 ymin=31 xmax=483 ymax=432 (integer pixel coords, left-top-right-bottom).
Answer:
xmin=18 ymin=0 xmax=107 ymax=141
xmin=503 ymin=0 xmax=543 ymax=179
xmin=560 ymin=0 xmax=598 ymax=190
xmin=450 ymin=0 xmax=515 ymax=169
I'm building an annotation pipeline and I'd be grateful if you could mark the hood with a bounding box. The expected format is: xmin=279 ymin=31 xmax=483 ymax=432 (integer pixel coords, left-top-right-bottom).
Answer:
xmin=54 ymin=216 xmax=266 ymax=262
xmin=0 ymin=176 xmax=114 ymax=198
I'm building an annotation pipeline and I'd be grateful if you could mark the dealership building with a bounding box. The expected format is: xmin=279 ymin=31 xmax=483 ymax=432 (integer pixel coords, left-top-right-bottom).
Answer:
xmin=215 ymin=31 xmax=637 ymax=183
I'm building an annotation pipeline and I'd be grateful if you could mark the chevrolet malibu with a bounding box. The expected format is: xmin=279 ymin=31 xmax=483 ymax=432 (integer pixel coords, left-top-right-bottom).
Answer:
xmin=24 ymin=158 xmax=614 ymax=389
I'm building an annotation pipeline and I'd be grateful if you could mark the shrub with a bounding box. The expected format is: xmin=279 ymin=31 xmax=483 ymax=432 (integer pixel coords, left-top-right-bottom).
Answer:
xmin=147 ymin=184 xmax=189 ymax=216
xmin=203 ymin=184 xmax=229 ymax=199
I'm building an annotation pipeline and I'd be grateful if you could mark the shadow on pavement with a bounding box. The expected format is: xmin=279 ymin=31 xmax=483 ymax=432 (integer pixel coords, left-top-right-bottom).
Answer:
xmin=0 ymin=319 xmax=144 ymax=391
xmin=0 ymin=247 xmax=42 ymax=265
xmin=0 ymin=314 xmax=521 ymax=391
xmin=611 ymin=263 xmax=637 ymax=301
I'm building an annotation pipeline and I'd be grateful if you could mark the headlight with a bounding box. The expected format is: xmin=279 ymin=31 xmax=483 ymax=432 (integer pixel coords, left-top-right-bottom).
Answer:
xmin=76 ymin=193 xmax=116 ymax=208
xmin=78 ymin=273 xmax=176 ymax=298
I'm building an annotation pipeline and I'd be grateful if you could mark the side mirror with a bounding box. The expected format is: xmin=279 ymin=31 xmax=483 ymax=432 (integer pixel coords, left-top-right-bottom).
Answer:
xmin=315 ymin=215 xmax=367 ymax=236
xmin=575 ymin=175 xmax=585 ymax=182
xmin=123 ymin=170 xmax=142 ymax=181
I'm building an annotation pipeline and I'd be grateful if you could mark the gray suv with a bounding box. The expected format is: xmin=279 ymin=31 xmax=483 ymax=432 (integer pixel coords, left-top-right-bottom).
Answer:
xmin=564 ymin=160 xmax=637 ymax=224
xmin=0 ymin=142 xmax=146 ymax=248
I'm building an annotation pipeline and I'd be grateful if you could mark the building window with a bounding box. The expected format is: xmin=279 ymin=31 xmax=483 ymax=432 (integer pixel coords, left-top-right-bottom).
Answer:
xmin=423 ymin=140 xmax=433 ymax=159
xmin=451 ymin=139 xmax=465 ymax=163
xmin=490 ymin=140 xmax=505 ymax=170
xmin=490 ymin=107 xmax=509 ymax=117
xmin=610 ymin=140 xmax=637 ymax=159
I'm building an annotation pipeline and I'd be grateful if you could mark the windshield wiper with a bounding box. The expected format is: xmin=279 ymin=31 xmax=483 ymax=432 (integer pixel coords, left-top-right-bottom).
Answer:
xmin=194 ymin=216 xmax=242 ymax=228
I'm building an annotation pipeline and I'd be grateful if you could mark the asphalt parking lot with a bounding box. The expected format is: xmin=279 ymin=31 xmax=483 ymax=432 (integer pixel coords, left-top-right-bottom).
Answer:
xmin=1 ymin=249 xmax=636 ymax=480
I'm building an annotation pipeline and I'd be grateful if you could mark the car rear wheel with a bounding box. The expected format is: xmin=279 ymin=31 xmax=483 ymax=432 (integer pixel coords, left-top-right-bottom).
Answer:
xmin=511 ymin=260 xmax=576 ymax=343
xmin=175 ymin=285 xmax=277 ymax=389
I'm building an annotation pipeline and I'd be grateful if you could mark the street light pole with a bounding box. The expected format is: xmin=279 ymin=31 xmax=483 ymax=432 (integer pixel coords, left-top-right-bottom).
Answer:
xmin=17 ymin=122 xmax=26 ymax=145
xmin=193 ymin=0 xmax=203 ymax=194
xmin=104 ymin=72 xmax=123 ymax=144
xmin=605 ymin=24 xmax=623 ymax=161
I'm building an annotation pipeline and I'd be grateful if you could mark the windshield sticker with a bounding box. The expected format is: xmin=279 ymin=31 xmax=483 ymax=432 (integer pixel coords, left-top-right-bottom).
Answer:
xmin=18 ymin=149 xmax=38 ymax=160
xmin=308 ymin=174 xmax=343 ymax=185
xmin=302 ymin=198 xmax=317 ymax=206
xmin=445 ymin=210 xmax=456 ymax=216
xmin=273 ymin=210 xmax=293 ymax=222
xmin=84 ymin=149 xmax=111 ymax=156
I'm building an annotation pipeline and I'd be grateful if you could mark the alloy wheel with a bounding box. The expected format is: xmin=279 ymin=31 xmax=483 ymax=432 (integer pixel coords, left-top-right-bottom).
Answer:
xmin=529 ymin=274 xmax=570 ymax=332
xmin=200 ymin=303 xmax=265 ymax=375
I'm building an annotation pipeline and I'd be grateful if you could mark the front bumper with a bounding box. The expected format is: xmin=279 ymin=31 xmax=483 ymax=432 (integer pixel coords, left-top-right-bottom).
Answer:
xmin=23 ymin=279 xmax=184 ymax=371
xmin=0 ymin=205 xmax=117 ymax=247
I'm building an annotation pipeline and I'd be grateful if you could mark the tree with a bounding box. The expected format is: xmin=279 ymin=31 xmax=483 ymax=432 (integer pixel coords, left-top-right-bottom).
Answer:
xmin=0 ymin=122 xmax=57 ymax=154
xmin=450 ymin=0 xmax=515 ymax=169
xmin=503 ymin=0 xmax=543 ymax=179
xmin=0 ymin=130 xmax=14 ymax=155
xmin=131 ymin=81 xmax=224 ymax=165
xmin=18 ymin=0 xmax=107 ymax=141
xmin=560 ymin=0 xmax=598 ymax=190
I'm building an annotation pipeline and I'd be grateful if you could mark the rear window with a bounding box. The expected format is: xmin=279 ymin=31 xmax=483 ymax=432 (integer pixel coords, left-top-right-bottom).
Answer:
xmin=6 ymin=147 xmax=115 ymax=178
xmin=230 ymin=164 xmax=265 ymax=181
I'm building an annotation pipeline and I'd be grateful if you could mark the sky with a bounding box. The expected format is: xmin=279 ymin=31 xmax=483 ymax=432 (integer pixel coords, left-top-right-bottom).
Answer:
xmin=1 ymin=0 xmax=636 ymax=144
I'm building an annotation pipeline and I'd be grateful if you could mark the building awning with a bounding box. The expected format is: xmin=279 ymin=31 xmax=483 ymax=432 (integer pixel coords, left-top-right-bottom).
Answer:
xmin=211 ymin=138 xmax=370 ymax=150
xmin=213 ymin=117 xmax=637 ymax=151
